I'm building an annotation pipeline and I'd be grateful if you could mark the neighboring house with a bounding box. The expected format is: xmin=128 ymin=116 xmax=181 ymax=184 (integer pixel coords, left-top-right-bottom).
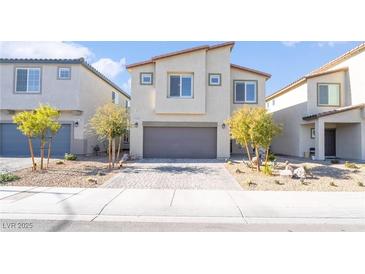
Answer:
xmin=266 ymin=43 xmax=365 ymax=161
xmin=0 ymin=58 xmax=130 ymax=156
xmin=126 ymin=42 xmax=271 ymax=159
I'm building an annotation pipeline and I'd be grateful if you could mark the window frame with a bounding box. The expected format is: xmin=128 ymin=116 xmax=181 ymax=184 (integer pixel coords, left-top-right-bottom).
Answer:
xmin=233 ymin=80 xmax=258 ymax=104
xmin=14 ymin=67 xmax=42 ymax=94
xmin=208 ymin=73 xmax=221 ymax=86
xmin=140 ymin=72 xmax=153 ymax=85
xmin=317 ymin=83 xmax=341 ymax=107
xmin=168 ymin=73 xmax=194 ymax=98
xmin=57 ymin=67 xmax=71 ymax=80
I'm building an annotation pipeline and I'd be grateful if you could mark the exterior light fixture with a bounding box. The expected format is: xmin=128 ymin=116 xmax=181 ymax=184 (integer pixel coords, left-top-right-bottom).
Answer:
xmin=221 ymin=123 xmax=226 ymax=129
xmin=75 ymin=121 xmax=79 ymax=127
xmin=134 ymin=122 xmax=139 ymax=128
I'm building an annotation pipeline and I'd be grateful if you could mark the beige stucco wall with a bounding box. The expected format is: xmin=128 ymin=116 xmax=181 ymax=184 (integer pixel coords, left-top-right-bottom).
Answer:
xmin=336 ymin=123 xmax=361 ymax=160
xmin=0 ymin=63 xmax=130 ymax=155
xmin=0 ymin=63 xmax=81 ymax=110
xmin=306 ymin=70 xmax=346 ymax=115
xmin=130 ymin=46 xmax=255 ymax=159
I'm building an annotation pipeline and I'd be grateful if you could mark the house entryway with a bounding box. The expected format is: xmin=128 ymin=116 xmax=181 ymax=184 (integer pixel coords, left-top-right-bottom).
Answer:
xmin=325 ymin=129 xmax=336 ymax=157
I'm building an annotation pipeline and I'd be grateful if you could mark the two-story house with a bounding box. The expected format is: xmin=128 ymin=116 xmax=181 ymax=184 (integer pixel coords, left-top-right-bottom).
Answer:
xmin=266 ymin=43 xmax=365 ymax=161
xmin=126 ymin=42 xmax=271 ymax=159
xmin=0 ymin=58 xmax=130 ymax=156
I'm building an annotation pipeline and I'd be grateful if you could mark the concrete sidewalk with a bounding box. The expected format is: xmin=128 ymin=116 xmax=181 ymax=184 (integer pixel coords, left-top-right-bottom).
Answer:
xmin=0 ymin=186 xmax=364 ymax=224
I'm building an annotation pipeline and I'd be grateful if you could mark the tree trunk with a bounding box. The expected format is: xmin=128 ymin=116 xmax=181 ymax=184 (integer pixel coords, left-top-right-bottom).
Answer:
xmin=116 ymin=135 xmax=122 ymax=162
xmin=47 ymin=137 xmax=52 ymax=169
xmin=28 ymin=137 xmax=36 ymax=171
xmin=264 ymin=147 xmax=269 ymax=167
xmin=112 ymin=138 xmax=116 ymax=168
xmin=108 ymin=137 xmax=112 ymax=169
xmin=243 ymin=138 xmax=251 ymax=161
xmin=40 ymin=141 xmax=45 ymax=170
xmin=255 ymin=146 xmax=260 ymax=172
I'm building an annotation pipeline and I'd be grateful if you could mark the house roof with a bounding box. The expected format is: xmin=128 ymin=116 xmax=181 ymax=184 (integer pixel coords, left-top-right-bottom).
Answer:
xmin=266 ymin=42 xmax=365 ymax=102
xmin=302 ymin=103 xmax=365 ymax=121
xmin=230 ymin=64 xmax=271 ymax=79
xmin=0 ymin=58 xmax=130 ymax=99
xmin=126 ymin=42 xmax=235 ymax=69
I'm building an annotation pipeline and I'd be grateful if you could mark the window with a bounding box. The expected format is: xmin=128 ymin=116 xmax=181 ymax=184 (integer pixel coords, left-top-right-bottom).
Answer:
xmin=234 ymin=80 xmax=257 ymax=103
xmin=140 ymin=72 xmax=153 ymax=85
xmin=58 ymin=67 xmax=71 ymax=80
xmin=112 ymin=91 xmax=120 ymax=104
xmin=317 ymin=83 xmax=340 ymax=106
xmin=125 ymin=100 xmax=130 ymax=108
xmin=112 ymin=92 xmax=116 ymax=103
xmin=209 ymin=73 xmax=221 ymax=86
xmin=15 ymin=68 xmax=41 ymax=93
xmin=272 ymin=100 xmax=275 ymax=106
xmin=169 ymin=74 xmax=193 ymax=98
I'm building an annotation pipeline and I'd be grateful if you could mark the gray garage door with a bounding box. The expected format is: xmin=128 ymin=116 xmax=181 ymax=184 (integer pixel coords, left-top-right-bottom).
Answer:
xmin=143 ymin=127 xmax=217 ymax=159
xmin=0 ymin=123 xmax=71 ymax=157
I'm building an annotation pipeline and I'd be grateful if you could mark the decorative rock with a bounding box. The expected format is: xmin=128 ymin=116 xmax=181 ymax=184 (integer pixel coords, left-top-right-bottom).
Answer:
xmin=87 ymin=177 xmax=98 ymax=184
xmin=293 ymin=167 xmax=306 ymax=179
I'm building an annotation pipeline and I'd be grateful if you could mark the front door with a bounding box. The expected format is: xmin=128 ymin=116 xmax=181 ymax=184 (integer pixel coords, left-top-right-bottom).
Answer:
xmin=325 ymin=129 xmax=336 ymax=157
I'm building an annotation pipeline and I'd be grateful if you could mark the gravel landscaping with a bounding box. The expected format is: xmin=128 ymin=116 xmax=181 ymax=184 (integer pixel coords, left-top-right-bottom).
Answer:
xmin=226 ymin=156 xmax=365 ymax=192
xmin=2 ymin=156 xmax=120 ymax=188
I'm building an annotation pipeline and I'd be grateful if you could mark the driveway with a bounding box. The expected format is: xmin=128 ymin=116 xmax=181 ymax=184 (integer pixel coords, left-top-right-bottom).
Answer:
xmin=0 ymin=157 xmax=37 ymax=173
xmin=102 ymin=159 xmax=242 ymax=190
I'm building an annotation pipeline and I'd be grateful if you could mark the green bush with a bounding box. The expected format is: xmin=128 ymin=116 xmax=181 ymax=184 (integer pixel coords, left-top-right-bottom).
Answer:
xmin=262 ymin=164 xmax=273 ymax=176
xmin=0 ymin=173 xmax=20 ymax=184
xmin=64 ymin=153 xmax=77 ymax=161
xmin=344 ymin=161 xmax=359 ymax=169
xmin=331 ymin=159 xmax=340 ymax=164
xmin=56 ymin=160 xmax=64 ymax=165
xmin=268 ymin=152 xmax=276 ymax=162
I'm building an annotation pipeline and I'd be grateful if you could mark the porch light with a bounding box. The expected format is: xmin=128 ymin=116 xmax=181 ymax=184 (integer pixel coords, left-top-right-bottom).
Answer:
xmin=221 ymin=123 xmax=226 ymax=129
xmin=75 ymin=121 xmax=79 ymax=127
xmin=134 ymin=122 xmax=139 ymax=128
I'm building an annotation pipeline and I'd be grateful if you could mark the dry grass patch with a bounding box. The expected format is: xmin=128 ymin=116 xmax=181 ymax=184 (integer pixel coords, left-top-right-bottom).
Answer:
xmin=225 ymin=157 xmax=365 ymax=192
xmin=5 ymin=156 xmax=122 ymax=188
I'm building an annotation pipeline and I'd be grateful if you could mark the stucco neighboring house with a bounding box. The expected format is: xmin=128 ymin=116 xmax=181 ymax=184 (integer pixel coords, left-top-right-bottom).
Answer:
xmin=266 ymin=43 xmax=365 ymax=161
xmin=0 ymin=58 xmax=130 ymax=156
xmin=126 ymin=42 xmax=271 ymax=159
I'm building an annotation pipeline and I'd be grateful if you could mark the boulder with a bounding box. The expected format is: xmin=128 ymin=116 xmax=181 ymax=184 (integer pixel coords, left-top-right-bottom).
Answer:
xmin=279 ymin=169 xmax=293 ymax=177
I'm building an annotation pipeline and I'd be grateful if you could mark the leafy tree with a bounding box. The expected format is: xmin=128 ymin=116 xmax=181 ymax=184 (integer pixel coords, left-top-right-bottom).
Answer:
xmin=89 ymin=103 xmax=129 ymax=169
xmin=12 ymin=105 xmax=61 ymax=170
xmin=13 ymin=112 xmax=39 ymax=170
xmin=226 ymin=107 xmax=253 ymax=161
xmin=33 ymin=105 xmax=61 ymax=170
xmin=227 ymin=107 xmax=282 ymax=172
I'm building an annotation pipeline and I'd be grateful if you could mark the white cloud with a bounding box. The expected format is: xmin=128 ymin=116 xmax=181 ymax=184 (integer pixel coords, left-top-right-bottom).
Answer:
xmin=281 ymin=41 xmax=301 ymax=47
xmin=91 ymin=58 xmax=126 ymax=79
xmin=0 ymin=41 xmax=93 ymax=59
xmin=317 ymin=41 xmax=347 ymax=47
xmin=122 ymin=78 xmax=131 ymax=92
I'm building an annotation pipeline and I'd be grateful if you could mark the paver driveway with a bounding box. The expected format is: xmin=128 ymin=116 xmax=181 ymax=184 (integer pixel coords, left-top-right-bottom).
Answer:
xmin=102 ymin=159 xmax=241 ymax=190
xmin=0 ymin=157 xmax=39 ymax=173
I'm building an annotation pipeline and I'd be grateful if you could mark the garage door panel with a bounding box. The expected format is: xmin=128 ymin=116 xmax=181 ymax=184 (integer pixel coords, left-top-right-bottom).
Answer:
xmin=143 ymin=127 xmax=217 ymax=159
xmin=0 ymin=123 xmax=71 ymax=157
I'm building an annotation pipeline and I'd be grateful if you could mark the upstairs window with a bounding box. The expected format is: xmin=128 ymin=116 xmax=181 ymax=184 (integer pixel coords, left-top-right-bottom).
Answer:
xmin=317 ymin=83 xmax=340 ymax=106
xmin=209 ymin=73 xmax=221 ymax=86
xmin=58 ymin=67 xmax=71 ymax=80
xmin=169 ymin=74 xmax=193 ymax=98
xmin=234 ymin=80 xmax=257 ymax=103
xmin=140 ymin=72 xmax=153 ymax=85
xmin=15 ymin=68 xmax=41 ymax=93
xmin=112 ymin=92 xmax=116 ymax=103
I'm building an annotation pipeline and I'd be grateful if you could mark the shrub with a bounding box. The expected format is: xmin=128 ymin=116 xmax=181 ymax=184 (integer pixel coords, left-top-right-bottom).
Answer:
xmin=331 ymin=159 xmax=340 ymax=164
xmin=330 ymin=181 xmax=338 ymax=187
xmin=344 ymin=161 xmax=359 ymax=169
xmin=56 ymin=160 xmax=64 ymax=165
xmin=358 ymin=182 xmax=364 ymax=187
xmin=262 ymin=164 xmax=273 ymax=176
xmin=226 ymin=160 xmax=233 ymax=165
xmin=274 ymin=180 xmax=284 ymax=185
xmin=0 ymin=173 xmax=20 ymax=184
xmin=268 ymin=152 xmax=276 ymax=162
xmin=64 ymin=153 xmax=77 ymax=161
xmin=246 ymin=180 xmax=257 ymax=187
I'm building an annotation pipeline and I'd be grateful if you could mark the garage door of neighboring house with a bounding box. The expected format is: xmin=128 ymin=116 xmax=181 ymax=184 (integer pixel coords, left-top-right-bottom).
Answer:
xmin=143 ymin=126 xmax=217 ymax=159
xmin=0 ymin=123 xmax=71 ymax=157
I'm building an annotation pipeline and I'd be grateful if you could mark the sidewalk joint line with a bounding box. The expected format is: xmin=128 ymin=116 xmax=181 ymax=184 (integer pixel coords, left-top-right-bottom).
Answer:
xmin=226 ymin=191 xmax=247 ymax=224
xmin=169 ymin=189 xmax=176 ymax=207
xmin=56 ymin=188 xmax=87 ymax=204
xmin=0 ymin=186 xmax=39 ymax=201
xmin=90 ymin=188 xmax=126 ymax=222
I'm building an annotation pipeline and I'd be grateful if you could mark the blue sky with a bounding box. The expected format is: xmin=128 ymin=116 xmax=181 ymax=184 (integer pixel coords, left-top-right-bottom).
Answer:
xmin=1 ymin=41 xmax=362 ymax=95
xmin=78 ymin=41 xmax=362 ymax=95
